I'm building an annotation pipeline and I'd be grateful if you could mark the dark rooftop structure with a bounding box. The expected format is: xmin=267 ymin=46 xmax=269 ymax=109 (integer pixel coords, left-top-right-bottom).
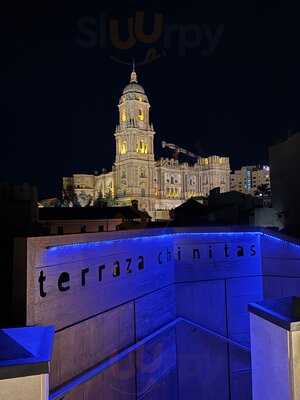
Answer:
xmin=170 ymin=198 xmax=209 ymax=226
xmin=38 ymin=204 xmax=151 ymax=234
xmin=269 ymin=132 xmax=300 ymax=237
xmin=38 ymin=205 xmax=150 ymax=222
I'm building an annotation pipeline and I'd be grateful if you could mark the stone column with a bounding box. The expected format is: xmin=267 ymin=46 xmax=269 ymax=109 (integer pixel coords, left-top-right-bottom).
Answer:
xmin=249 ymin=297 xmax=300 ymax=400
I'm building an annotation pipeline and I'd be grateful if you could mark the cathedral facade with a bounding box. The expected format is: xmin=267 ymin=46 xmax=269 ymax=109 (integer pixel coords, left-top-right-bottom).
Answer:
xmin=63 ymin=69 xmax=230 ymax=215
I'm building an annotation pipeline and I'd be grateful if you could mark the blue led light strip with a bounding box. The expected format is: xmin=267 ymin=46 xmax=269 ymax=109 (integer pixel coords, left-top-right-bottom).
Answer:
xmin=46 ymin=231 xmax=266 ymax=252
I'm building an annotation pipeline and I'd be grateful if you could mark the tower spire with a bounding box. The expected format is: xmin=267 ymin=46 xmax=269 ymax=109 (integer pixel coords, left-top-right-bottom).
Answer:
xmin=130 ymin=59 xmax=138 ymax=83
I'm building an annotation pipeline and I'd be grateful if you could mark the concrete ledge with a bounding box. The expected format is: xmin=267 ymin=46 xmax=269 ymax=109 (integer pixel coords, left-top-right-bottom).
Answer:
xmin=249 ymin=297 xmax=300 ymax=331
xmin=0 ymin=326 xmax=54 ymax=379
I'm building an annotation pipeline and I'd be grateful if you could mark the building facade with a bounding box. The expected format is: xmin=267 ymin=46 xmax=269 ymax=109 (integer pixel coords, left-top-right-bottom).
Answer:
xmin=269 ymin=132 xmax=300 ymax=235
xmin=230 ymin=165 xmax=270 ymax=196
xmin=63 ymin=69 xmax=230 ymax=215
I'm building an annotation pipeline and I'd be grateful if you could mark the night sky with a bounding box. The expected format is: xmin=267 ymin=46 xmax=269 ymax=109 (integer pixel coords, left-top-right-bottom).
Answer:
xmin=4 ymin=2 xmax=297 ymax=198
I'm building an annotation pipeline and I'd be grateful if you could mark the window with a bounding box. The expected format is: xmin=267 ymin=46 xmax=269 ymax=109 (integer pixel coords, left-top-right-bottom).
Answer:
xmin=171 ymin=176 xmax=174 ymax=184
xmin=80 ymin=225 xmax=87 ymax=233
xmin=189 ymin=176 xmax=196 ymax=185
xmin=120 ymin=141 xmax=127 ymax=155
xmin=57 ymin=226 xmax=64 ymax=235
xmin=136 ymin=140 xmax=148 ymax=154
xmin=140 ymin=168 xmax=146 ymax=178
xmin=98 ymin=225 xmax=104 ymax=232
xmin=141 ymin=188 xmax=145 ymax=197
xmin=138 ymin=109 xmax=144 ymax=121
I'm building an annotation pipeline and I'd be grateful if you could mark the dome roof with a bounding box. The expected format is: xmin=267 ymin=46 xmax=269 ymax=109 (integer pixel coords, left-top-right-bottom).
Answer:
xmin=122 ymin=67 xmax=145 ymax=95
xmin=122 ymin=82 xmax=145 ymax=95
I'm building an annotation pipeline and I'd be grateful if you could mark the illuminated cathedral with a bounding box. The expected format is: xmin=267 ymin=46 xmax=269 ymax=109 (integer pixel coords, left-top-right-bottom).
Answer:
xmin=63 ymin=67 xmax=230 ymax=216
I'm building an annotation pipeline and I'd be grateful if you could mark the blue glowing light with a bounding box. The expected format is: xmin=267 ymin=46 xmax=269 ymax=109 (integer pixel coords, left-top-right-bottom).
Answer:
xmin=46 ymin=231 xmax=268 ymax=253
xmin=0 ymin=326 xmax=54 ymax=368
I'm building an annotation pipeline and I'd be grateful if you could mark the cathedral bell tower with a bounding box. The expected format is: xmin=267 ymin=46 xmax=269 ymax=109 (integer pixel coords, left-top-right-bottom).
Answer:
xmin=114 ymin=65 xmax=155 ymax=211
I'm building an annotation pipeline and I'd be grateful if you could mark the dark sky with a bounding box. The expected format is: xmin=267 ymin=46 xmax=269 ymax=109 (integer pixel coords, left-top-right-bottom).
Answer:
xmin=3 ymin=1 xmax=297 ymax=198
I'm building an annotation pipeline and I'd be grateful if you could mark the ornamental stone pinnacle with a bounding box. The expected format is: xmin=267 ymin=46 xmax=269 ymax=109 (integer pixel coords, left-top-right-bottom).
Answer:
xmin=130 ymin=60 xmax=138 ymax=83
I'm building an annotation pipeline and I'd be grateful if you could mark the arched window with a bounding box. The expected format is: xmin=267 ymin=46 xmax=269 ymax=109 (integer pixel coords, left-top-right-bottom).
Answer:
xmin=136 ymin=140 xmax=148 ymax=154
xmin=120 ymin=141 xmax=127 ymax=155
xmin=138 ymin=109 xmax=144 ymax=121
xmin=136 ymin=140 xmax=142 ymax=152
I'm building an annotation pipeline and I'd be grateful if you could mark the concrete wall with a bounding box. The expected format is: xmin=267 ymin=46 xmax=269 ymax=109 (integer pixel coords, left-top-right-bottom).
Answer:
xmin=291 ymin=329 xmax=300 ymax=399
xmin=174 ymin=232 xmax=262 ymax=399
xmin=13 ymin=230 xmax=176 ymax=398
xmin=269 ymin=133 xmax=300 ymax=233
xmin=176 ymin=321 xmax=229 ymax=400
xmin=12 ymin=228 xmax=300 ymax=399
xmin=250 ymin=314 xmax=291 ymax=400
xmin=251 ymin=313 xmax=300 ymax=400
xmin=261 ymin=234 xmax=300 ymax=299
xmin=0 ymin=374 xmax=48 ymax=400
xmin=63 ymin=354 xmax=136 ymax=400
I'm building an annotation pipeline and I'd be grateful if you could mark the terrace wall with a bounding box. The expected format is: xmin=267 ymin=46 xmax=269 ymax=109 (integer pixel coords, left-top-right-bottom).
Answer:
xmin=12 ymin=228 xmax=300 ymax=399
